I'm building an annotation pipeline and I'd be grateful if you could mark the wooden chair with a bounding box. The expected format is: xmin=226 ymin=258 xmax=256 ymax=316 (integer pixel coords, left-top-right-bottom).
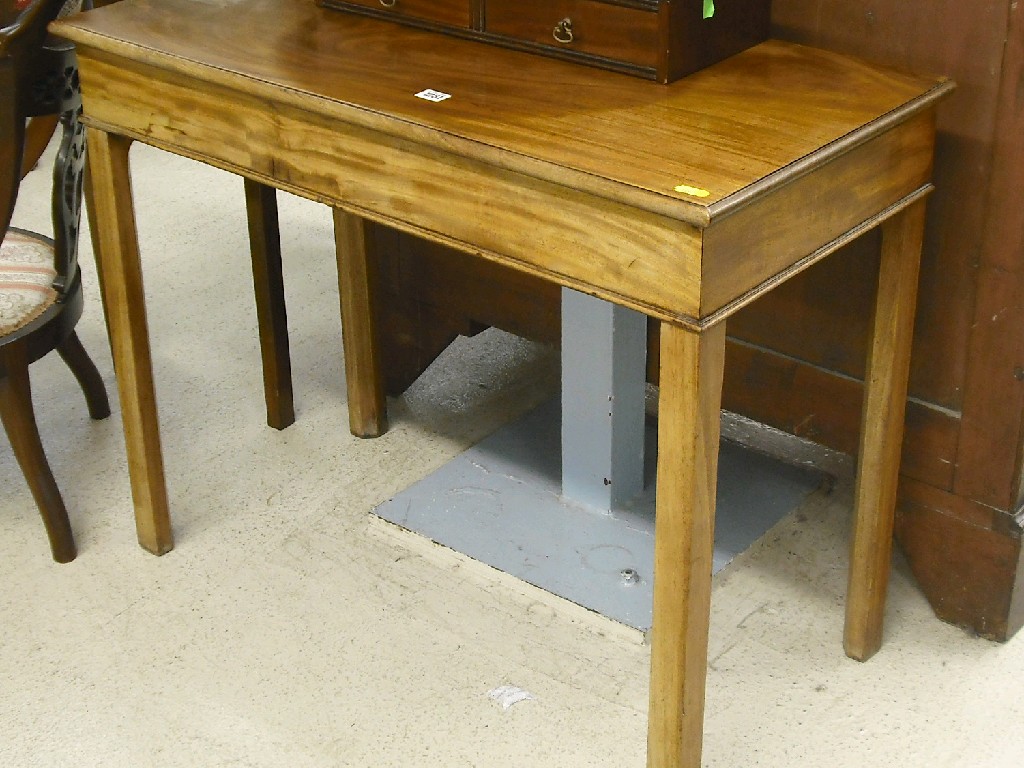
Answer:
xmin=18 ymin=2 xmax=112 ymax=176
xmin=1 ymin=0 xmax=110 ymax=563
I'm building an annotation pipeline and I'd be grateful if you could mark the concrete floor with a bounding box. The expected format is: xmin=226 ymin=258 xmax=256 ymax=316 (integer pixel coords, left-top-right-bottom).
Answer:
xmin=3 ymin=142 xmax=1023 ymax=767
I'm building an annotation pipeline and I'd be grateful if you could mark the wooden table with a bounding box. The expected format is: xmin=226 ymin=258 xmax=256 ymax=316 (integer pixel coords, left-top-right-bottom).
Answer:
xmin=53 ymin=1 xmax=952 ymax=765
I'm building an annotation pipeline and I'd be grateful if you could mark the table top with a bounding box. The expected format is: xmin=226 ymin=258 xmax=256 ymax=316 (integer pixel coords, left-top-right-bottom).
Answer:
xmin=53 ymin=0 xmax=951 ymax=228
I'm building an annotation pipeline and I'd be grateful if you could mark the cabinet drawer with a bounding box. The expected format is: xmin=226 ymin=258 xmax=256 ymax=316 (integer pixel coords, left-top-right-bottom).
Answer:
xmin=329 ymin=0 xmax=471 ymax=29
xmin=317 ymin=0 xmax=771 ymax=83
xmin=484 ymin=0 xmax=660 ymax=70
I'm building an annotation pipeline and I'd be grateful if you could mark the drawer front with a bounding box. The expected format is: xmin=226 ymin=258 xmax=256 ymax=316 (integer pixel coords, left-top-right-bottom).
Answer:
xmin=336 ymin=0 xmax=471 ymax=29
xmin=484 ymin=0 xmax=660 ymax=69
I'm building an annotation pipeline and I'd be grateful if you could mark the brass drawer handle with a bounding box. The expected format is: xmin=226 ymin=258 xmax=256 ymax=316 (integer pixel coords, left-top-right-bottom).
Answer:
xmin=552 ymin=18 xmax=574 ymax=44
xmin=379 ymin=0 xmax=397 ymax=7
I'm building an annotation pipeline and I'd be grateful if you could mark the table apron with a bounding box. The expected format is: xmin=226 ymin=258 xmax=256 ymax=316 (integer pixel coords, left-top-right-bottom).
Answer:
xmin=75 ymin=51 xmax=938 ymax=332
xmin=76 ymin=53 xmax=709 ymax=324
xmin=701 ymin=109 xmax=937 ymax=317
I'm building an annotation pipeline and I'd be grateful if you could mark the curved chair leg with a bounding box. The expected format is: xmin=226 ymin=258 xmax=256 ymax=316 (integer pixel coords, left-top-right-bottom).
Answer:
xmin=0 ymin=346 xmax=77 ymax=563
xmin=57 ymin=331 xmax=111 ymax=420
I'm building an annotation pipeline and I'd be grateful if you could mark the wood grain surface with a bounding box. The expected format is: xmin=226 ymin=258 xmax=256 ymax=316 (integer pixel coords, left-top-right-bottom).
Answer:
xmin=648 ymin=321 xmax=726 ymax=768
xmin=53 ymin=0 xmax=948 ymax=219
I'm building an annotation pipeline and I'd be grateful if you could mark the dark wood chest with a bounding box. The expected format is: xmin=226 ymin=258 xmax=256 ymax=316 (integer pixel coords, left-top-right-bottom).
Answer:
xmin=316 ymin=0 xmax=771 ymax=82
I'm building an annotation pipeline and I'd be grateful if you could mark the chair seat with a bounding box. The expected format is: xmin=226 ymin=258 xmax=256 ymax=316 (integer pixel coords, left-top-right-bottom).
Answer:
xmin=0 ymin=230 xmax=58 ymax=337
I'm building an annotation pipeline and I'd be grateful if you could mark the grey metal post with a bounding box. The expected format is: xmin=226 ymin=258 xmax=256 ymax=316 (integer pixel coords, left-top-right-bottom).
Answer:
xmin=561 ymin=287 xmax=647 ymax=510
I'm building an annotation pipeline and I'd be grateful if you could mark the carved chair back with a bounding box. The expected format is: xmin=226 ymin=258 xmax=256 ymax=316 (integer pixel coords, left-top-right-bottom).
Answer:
xmin=1 ymin=0 xmax=86 ymax=297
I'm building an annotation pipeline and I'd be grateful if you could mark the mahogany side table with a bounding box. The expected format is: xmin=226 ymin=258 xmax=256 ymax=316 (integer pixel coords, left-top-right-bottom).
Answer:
xmin=53 ymin=2 xmax=952 ymax=765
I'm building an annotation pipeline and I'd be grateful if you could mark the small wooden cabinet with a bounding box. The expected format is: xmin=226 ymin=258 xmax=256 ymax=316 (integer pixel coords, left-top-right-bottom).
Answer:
xmin=317 ymin=0 xmax=771 ymax=82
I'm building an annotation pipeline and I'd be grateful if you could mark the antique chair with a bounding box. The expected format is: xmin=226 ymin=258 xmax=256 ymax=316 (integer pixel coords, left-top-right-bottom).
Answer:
xmin=1 ymin=0 xmax=109 ymax=563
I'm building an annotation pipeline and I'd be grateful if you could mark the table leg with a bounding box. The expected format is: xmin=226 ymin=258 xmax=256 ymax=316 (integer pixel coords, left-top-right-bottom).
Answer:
xmin=844 ymin=199 xmax=926 ymax=661
xmin=332 ymin=209 xmax=387 ymax=438
xmin=85 ymin=128 xmax=173 ymax=555
xmin=648 ymin=321 xmax=726 ymax=768
xmin=244 ymin=179 xmax=294 ymax=430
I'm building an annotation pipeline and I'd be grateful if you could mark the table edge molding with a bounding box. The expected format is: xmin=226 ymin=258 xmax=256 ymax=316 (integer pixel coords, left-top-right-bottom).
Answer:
xmin=708 ymin=80 xmax=954 ymax=223
xmin=698 ymin=183 xmax=936 ymax=329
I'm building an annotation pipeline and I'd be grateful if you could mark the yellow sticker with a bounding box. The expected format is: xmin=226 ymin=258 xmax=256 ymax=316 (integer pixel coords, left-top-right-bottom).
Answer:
xmin=674 ymin=184 xmax=711 ymax=198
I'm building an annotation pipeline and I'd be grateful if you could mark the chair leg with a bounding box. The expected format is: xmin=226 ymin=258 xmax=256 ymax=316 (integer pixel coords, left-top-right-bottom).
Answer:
xmin=0 ymin=347 xmax=77 ymax=563
xmin=57 ymin=331 xmax=111 ymax=420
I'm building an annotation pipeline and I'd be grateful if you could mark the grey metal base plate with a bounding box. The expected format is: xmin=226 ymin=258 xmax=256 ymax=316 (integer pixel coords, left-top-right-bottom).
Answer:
xmin=374 ymin=399 xmax=824 ymax=630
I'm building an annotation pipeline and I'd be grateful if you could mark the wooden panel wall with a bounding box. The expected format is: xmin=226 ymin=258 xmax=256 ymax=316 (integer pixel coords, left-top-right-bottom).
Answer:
xmin=748 ymin=0 xmax=1007 ymax=463
xmin=956 ymin=2 xmax=1024 ymax=510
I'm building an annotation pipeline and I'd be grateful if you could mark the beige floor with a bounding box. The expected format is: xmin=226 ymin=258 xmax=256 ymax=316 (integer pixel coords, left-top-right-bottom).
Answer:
xmin=3 ymin=140 xmax=1023 ymax=768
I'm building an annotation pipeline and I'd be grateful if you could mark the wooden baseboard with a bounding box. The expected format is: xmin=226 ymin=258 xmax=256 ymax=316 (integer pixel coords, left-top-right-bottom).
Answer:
xmin=649 ymin=327 xmax=963 ymax=493
xmin=896 ymin=477 xmax=1024 ymax=641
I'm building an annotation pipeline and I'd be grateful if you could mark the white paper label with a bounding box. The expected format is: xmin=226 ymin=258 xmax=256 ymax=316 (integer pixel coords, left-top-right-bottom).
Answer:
xmin=415 ymin=89 xmax=452 ymax=102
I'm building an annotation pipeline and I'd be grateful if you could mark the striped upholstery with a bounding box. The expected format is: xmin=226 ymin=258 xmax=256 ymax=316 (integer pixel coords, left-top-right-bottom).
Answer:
xmin=0 ymin=229 xmax=57 ymax=336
